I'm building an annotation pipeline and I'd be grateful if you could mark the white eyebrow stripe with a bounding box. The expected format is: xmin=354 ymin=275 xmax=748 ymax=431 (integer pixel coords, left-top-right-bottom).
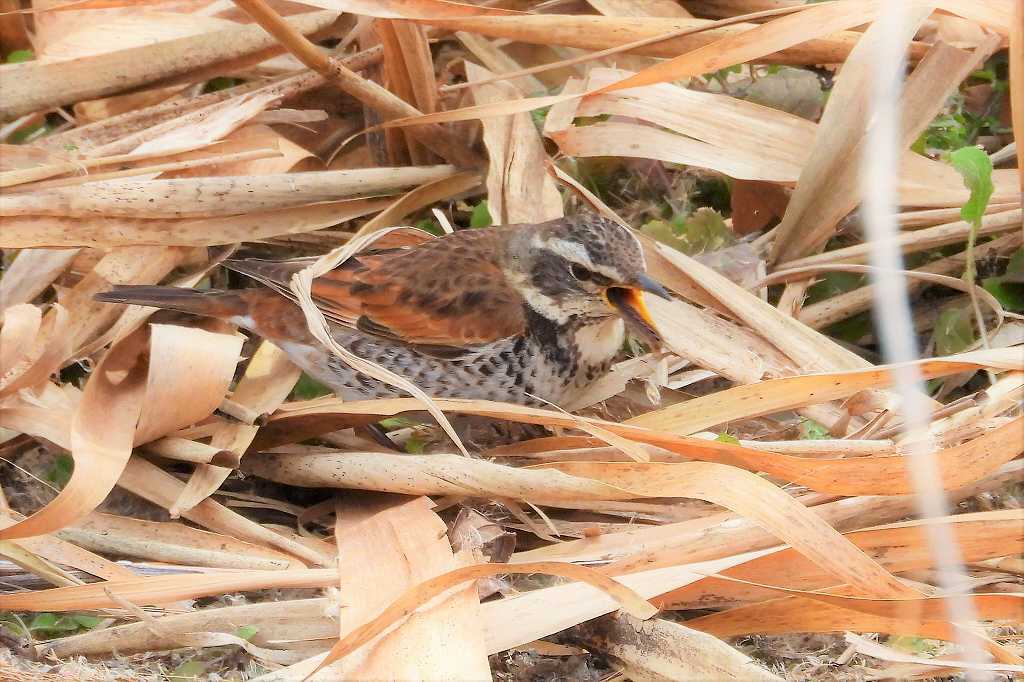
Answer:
xmin=536 ymin=236 xmax=622 ymax=280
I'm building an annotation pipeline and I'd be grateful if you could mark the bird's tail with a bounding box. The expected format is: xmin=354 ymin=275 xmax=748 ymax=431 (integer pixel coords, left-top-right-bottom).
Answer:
xmin=94 ymin=285 xmax=251 ymax=320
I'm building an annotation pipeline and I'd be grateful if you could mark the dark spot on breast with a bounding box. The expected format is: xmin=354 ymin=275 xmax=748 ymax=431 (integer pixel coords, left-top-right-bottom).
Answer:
xmin=350 ymin=282 xmax=373 ymax=295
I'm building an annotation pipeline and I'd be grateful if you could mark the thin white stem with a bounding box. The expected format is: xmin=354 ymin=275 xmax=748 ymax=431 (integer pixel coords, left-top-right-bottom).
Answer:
xmin=860 ymin=4 xmax=989 ymax=677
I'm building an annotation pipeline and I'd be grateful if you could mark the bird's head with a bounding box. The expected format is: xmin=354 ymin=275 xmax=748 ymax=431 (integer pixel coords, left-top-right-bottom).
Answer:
xmin=502 ymin=213 xmax=670 ymax=345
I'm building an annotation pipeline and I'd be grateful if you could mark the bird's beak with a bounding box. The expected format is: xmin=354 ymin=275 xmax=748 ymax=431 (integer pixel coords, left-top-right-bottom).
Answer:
xmin=604 ymin=274 xmax=671 ymax=346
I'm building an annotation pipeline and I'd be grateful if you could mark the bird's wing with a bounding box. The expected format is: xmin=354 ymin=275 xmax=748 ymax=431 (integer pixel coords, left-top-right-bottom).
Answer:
xmin=225 ymin=231 xmax=526 ymax=353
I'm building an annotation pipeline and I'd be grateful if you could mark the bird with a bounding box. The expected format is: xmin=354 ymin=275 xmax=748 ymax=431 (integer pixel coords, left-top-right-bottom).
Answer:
xmin=95 ymin=213 xmax=670 ymax=408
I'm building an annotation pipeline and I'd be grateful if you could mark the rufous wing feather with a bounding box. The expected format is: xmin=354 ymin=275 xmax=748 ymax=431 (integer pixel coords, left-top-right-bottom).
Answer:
xmin=225 ymin=229 xmax=527 ymax=352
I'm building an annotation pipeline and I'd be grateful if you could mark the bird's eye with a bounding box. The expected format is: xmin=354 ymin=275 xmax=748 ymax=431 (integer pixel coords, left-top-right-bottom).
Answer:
xmin=570 ymin=264 xmax=612 ymax=286
xmin=570 ymin=264 xmax=592 ymax=281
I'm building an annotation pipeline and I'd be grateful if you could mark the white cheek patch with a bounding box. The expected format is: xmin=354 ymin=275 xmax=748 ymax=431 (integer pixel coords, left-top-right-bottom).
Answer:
xmin=516 ymin=282 xmax=573 ymax=324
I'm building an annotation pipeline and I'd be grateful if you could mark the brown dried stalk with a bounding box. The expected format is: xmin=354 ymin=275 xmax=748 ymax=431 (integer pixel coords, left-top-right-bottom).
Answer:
xmin=232 ymin=0 xmax=481 ymax=168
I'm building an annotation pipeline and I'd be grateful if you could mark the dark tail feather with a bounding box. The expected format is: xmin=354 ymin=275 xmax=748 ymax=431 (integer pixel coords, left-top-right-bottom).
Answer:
xmin=94 ymin=285 xmax=250 ymax=319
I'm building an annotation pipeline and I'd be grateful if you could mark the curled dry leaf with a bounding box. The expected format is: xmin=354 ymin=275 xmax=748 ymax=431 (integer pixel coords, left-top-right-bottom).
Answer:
xmin=171 ymin=340 xmax=301 ymax=515
xmin=0 ymin=323 xmax=242 ymax=539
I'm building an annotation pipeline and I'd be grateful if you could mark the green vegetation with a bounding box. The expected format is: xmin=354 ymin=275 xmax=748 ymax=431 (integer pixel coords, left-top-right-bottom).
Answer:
xmin=291 ymin=373 xmax=332 ymax=400
xmin=640 ymin=207 xmax=733 ymax=255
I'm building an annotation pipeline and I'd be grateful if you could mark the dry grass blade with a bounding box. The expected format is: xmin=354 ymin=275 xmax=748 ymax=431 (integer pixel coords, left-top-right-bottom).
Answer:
xmin=0 ymin=166 xmax=455 ymax=219
xmin=628 ymin=348 xmax=1021 ymax=433
xmin=59 ymin=512 xmax=301 ymax=570
xmin=658 ymin=511 xmax=1024 ymax=609
xmin=42 ymin=598 xmax=334 ymax=658
xmin=687 ymin=596 xmax=1023 ymax=664
xmin=2 ymin=198 xmax=393 ymax=248
xmin=0 ymin=10 xmax=341 ymax=119
xmin=0 ymin=568 xmax=340 ymax=611
xmin=171 ymin=340 xmax=300 ymax=514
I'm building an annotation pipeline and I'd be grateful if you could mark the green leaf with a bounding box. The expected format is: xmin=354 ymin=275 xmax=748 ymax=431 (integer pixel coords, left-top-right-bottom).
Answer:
xmin=8 ymin=121 xmax=51 ymax=145
xmin=234 ymin=624 xmax=259 ymax=641
xmin=291 ymin=373 xmax=331 ymax=400
xmin=639 ymin=219 xmax=682 ymax=250
xmin=414 ymin=217 xmax=443 ymax=236
xmin=405 ymin=434 xmax=426 ymax=454
xmin=677 ymin=208 xmax=734 ymax=254
xmin=806 ymin=271 xmax=864 ymax=304
xmin=933 ymin=306 xmax=975 ymax=356
xmin=46 ymin=454 xmax=73 ymax=489
xmin=168 ymin=660 xmax=208 ymax=680
xmin=379 ymin=417 xmax=415 ymax=431
xmin=887 ymin=635 xmax=940 ymax=655
xmin=6 ymin=49 xmax=34 ymax=63
xmin=70 ymin=614 xmax=102 ymax=630
xmin=469 ymin=200 xmax=493 ymax=228
xmin=530 ymin=105 xmax=552 ymax=128
xmin=799 ymin=419 xmax=830 ymax=440
xmin=641 ymin=209 xmax=733 ymax=256
xmin=28 ymin=613 xmax=58 ymax=631
xmin=948 ymin=146 xmax=994 ymax=226
xmin=715 ymin=433 xmax=740 ymax=445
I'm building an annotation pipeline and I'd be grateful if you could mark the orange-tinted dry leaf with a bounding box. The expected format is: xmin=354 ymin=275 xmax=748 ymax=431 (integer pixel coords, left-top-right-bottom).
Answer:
xmin=658 ymin=511 xmax=1024 ymax=609
xmin=599 ymin=0 xmax=881 ymax=92
xmin=687 ymin=595 xmax=1023 ymax=664
xmin=628 ymin=348 xmax=1021 ymax=433
xmin=537 ymin=461 xmax=916 ymax=599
